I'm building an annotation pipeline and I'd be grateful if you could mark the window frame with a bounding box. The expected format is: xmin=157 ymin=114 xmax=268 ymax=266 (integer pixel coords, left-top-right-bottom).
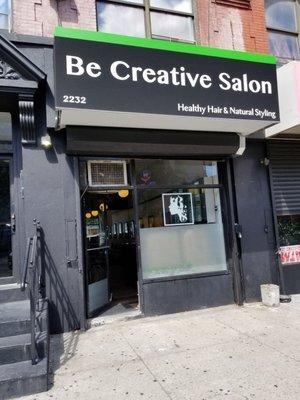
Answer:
xmin=0 ymin=0 xmax=11 ymax=31
xmin=265 ymin=0 xmax=300 ymax=60
xmin=96 ymin=0 xmax=196 ymax=43
xmin=133 ymin=160 xmax=231 ymax=283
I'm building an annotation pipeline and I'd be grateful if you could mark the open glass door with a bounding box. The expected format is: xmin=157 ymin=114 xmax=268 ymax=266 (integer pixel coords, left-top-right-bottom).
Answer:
xmin=0 ymin=158 xmax=13 ymax=277
xmin=84 ymin=207 xmax=111 ymax=317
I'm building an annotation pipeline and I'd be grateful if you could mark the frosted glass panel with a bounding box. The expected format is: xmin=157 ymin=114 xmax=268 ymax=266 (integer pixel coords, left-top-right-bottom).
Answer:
xmin=139 ymin=188 xmax=227 ymax=279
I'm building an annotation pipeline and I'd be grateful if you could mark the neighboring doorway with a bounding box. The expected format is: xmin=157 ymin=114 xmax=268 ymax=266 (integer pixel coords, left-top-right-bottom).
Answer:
xmin=82 ymin=186 xmax=138 ymax=318
xmin=0 ymin=158 xmax=13 ymax=278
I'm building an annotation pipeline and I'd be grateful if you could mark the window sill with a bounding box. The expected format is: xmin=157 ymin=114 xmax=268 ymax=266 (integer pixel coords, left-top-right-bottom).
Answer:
xmin=142 ymin=269 xmax=229 ymax=284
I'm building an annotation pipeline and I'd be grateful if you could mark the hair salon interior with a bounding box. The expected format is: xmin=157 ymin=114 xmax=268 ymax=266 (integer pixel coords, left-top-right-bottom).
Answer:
xmin=0 ymin=0 xmax=299 ymax=397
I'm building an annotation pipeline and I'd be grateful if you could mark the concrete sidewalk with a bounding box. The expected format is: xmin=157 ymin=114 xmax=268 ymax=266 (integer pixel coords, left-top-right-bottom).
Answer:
xmin=17 ymin=296 xmax=300 ymax=400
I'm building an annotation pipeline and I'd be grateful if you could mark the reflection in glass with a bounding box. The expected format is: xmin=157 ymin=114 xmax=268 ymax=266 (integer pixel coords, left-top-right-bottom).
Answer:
xmin=136 ymin=159 xmax=218 ymax=187
xmin=265 ymin=0 xmax=297 ymax=31
xmin=0 ymin=13 xmax=8 ymax=29
xmin=268 ymin=31 xmax=299 ymax=59
xmin=150 ymin=0 xmax=192 ymax=12
xmin=0 ymin=113 xmax=12 ymax=153
xmin=151 ymin=12 xmax=194 ymax=41
xmin=0 ymin=160 xmax=12 ymax=277
xmin=0 ymin=0 xmax=9 ymax=14
xmin=278 ymin=215 xmax=300 ymax=246
xmin=97 ymin=2 xmax=145 ymax=37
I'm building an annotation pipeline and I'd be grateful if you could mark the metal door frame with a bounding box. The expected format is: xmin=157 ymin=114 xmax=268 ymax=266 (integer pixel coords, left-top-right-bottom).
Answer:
xmin=0 ymin=155 xmax=15 ymax=279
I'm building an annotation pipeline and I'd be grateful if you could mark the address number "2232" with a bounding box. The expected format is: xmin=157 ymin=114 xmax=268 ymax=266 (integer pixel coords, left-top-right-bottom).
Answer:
xmin=63 ymin=95 xmax=86 ymax=104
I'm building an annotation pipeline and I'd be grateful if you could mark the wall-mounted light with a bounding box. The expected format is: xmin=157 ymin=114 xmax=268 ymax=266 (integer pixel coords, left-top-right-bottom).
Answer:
xmin=85 ymin=212 xmax=91 ymax=219
xmin=91 ymin=210 xmax=99 ymax=217
xmin=41 ymin=133 xmax=52 ymax=149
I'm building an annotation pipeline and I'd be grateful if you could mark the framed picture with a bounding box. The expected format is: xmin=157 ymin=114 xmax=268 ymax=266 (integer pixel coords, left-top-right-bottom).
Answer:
xmin=162 ymin=193 xmax=194 ymax=226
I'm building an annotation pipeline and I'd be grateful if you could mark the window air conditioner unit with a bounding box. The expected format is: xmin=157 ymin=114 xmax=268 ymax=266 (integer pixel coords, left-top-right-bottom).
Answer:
xmin=87 ymin=160 xmax=128 ymax=187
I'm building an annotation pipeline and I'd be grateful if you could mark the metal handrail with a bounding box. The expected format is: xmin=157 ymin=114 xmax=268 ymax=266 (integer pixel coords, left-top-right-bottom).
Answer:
xmin=21 ymin=219 xmax=41 ymax=365
xmin=21 ymin=237 xmax=33 ymax=291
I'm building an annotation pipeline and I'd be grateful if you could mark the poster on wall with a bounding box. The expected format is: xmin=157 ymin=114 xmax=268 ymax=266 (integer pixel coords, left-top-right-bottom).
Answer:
xmin=279 ymin=245 xmax=300 ymax=264
xmin=162 ymin=193 xmax=194 ymax=226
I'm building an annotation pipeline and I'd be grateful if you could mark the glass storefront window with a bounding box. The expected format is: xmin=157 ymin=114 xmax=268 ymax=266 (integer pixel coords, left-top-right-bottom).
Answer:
xmin=135 ymin=159 xmax=218 ymax=187
xmin=278 ymin=215 xmax=300 ymax=246
xmin=138 ymin=184 xmax=227 ymax=279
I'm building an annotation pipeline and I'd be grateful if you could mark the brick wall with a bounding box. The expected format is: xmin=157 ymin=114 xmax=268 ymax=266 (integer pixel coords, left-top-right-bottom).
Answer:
xmin=195 ymin=0 xmax=269 ymax=53
xmin=12 ymin=0 xmax=96 ymax=37
xmin=12 ymin=0 xmax=269 ymax=54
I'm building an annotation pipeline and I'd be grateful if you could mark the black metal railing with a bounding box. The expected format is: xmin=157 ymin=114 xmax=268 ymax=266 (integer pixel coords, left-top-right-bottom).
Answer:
xmin=21 ymin=219 xmax=41 ymax=365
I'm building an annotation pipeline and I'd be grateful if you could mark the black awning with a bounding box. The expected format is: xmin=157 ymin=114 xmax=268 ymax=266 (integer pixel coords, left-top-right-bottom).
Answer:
xmin=66 ymin=126 xmax=241 ymax=157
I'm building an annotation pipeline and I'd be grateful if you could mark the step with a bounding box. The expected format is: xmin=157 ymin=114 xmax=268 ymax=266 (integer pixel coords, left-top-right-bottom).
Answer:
xmin=0 ymin=277 xmax=16 ymax=285
xmin=0 ymin=283 xmax=28 ymax=304
xmin=0 ymin=331 xmax=47 ymax=365
xmin=0 ymin=301 xmax=30 ymax=338
xmin=0 ymin=358 xmax=48 ymax=399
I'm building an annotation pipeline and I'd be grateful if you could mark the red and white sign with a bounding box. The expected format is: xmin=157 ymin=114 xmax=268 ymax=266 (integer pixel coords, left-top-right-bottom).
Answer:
xmin=279 ymin=245 xmax=300 ymax=264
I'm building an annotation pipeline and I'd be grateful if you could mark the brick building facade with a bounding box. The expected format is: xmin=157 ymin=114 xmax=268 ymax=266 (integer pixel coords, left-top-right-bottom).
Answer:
xmin=11 ymin=0 xmax=269 ymax=54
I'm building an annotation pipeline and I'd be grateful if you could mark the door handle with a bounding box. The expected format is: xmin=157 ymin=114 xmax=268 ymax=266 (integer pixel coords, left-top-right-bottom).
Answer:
xmin=11 ymin=214 xmax=16 ymax=233
xmin=234 ymin=223 xmax=242 ymax=239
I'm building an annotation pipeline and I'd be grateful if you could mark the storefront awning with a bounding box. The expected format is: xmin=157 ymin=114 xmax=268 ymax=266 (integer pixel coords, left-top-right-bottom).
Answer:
xmin=66 ymin=127 xmax=244 ymax=157
xmin=265 ymin=62 xmax=300 ymax=138
xmin=54 ymin=27 xmax=280 ymax=137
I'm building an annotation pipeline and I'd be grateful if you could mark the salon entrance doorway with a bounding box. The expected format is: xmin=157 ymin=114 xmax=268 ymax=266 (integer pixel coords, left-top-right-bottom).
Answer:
xmin=82 ymin=189 xmax=138 ymax=318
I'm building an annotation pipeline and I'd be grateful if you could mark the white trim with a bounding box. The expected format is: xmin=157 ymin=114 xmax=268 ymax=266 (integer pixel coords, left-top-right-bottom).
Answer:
xmin=59 ymin=107 xmax=278 ymax=137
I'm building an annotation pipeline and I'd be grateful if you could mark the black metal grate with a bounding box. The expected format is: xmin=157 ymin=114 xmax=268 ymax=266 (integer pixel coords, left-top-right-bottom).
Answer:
xmin=88 ymin=161 xmax=127 ymax=186
xmin=268 ymin=141 xmax=300 ymax=216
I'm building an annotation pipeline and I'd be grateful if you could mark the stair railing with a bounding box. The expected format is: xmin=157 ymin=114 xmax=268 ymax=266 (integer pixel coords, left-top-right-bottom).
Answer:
xmin=21 ymin=219 xmax=41 ymax=365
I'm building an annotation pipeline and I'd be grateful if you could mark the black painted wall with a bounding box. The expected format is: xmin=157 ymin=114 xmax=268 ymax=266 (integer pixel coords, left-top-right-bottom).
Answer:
xmin=9 ymin=37 xmax=85 ymax=333
xmin=20 ymin=133 xmax=84 ymax=333
xmin=233 ymin=139 xmax=278 ymax=301
xmin=142 ymin=274 xmax=234 ymax=316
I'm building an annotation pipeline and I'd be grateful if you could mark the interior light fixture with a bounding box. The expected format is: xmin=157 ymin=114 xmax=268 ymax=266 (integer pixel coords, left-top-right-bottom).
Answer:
xmin=91 ymin=210 xmax=99 ymax=217
xmin=85 ymin=212 xmax=91 ymax=219
xmin=118 ymin=190 xmax=129 ymax=198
